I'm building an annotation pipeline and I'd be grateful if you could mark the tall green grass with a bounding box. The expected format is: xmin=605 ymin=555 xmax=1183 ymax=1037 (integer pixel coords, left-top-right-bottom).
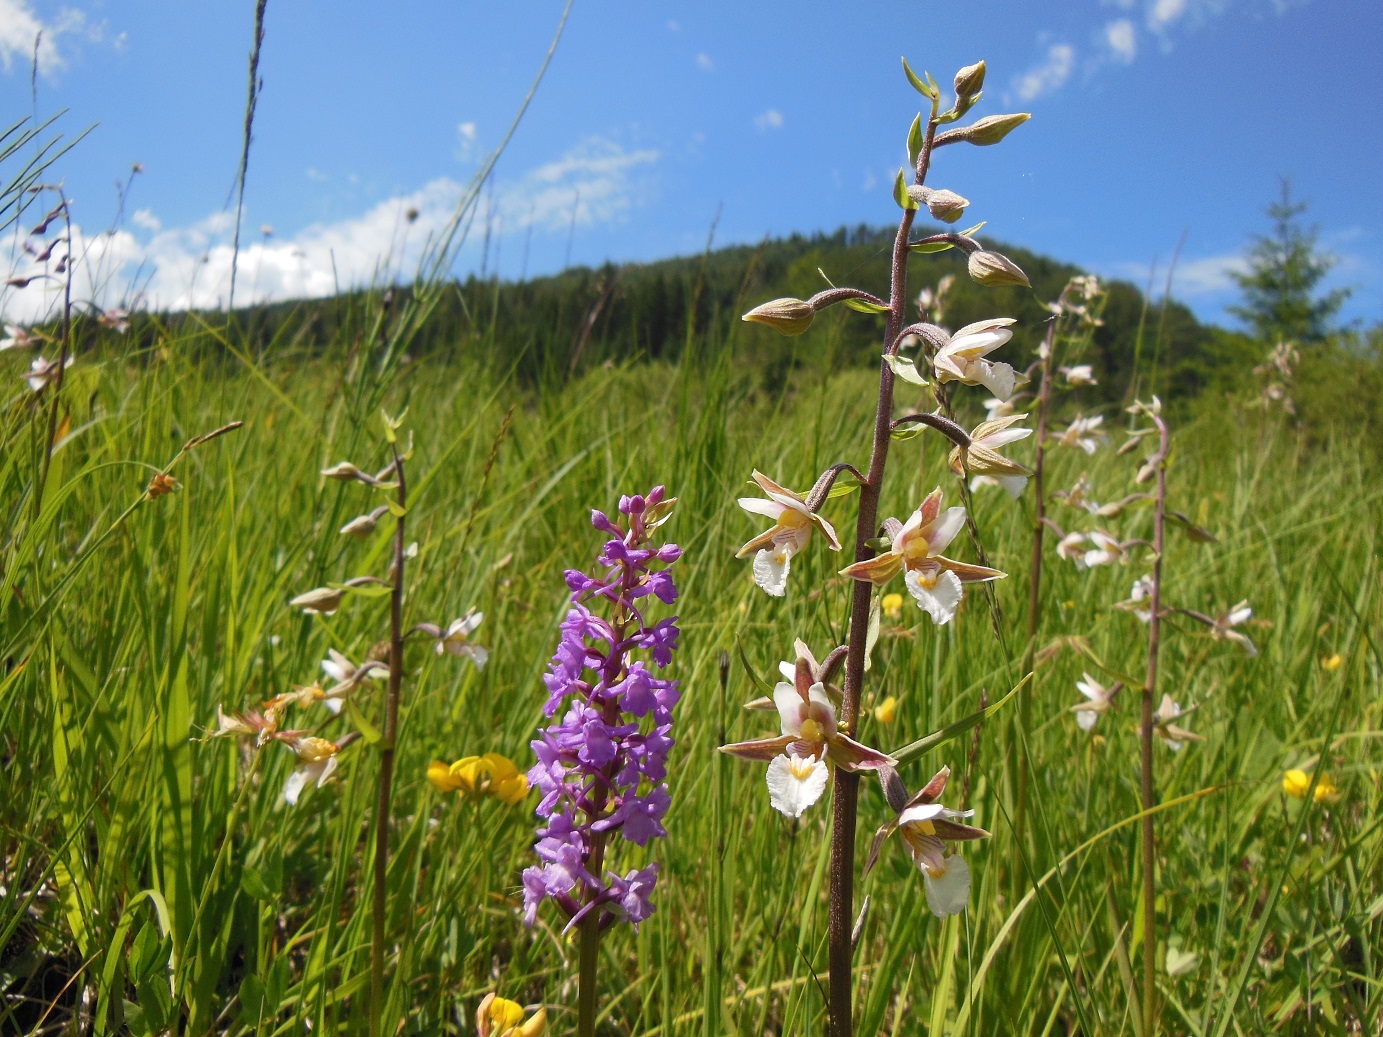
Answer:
xmin=1 ymin=308 xmax=1380 ymax=1035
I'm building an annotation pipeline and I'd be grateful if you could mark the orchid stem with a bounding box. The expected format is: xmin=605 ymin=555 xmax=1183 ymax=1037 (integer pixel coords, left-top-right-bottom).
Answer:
xmin=1140 ymin=413 xmax=1169 ymax=1037
xmin=370 ymin=442 xmax=406 ymax=1037
xmin=827 ymin=98 xmax=935 ymax=1037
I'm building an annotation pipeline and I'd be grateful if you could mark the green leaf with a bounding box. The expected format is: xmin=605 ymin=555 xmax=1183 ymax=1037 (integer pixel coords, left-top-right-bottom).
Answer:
xmin=902 ymin=57 xmax=938 ymax=100
xmin=238 ymin=973 xmax=267 ymax=1029
xmin=240 ymin=865 xmax=275 ymax=901
xmin=347 ymin=698 xmax=383 ymax=744
xmin=907 ymin=114 xmax=924 ymax=167
xmin=129 ymin=920 xmax=165 ymax=982
xmin=1167 ymin=510 xmax=1218 ymax=543
xmin=958 ymin=220 xmax=987 ymax=238
xmin=735 ymin=632 xmax=774 ymax=698
xmin=864 ymin=536 xmax=892 ymax=551
xmin=845 ymin=297 xmax=891 ymax=314
xmin=135 ymin=979 xmax=172 ymax=1034
xmin=890 ymin=673 xmax=1028 ymax=766
xmin=891 ymin=424 xmax=924 ymax=441
xmin=883 ymin=354 xmax=928 ymax=387
xmin=893 ymin=169 xmax=917 ymax=211
xmin=337 ymin=582 xmax=393 ymax=599
xmin=826 ymin=479 xmax=860 ymax=500
xmin=908 ymin=239 xmax=956 ymax=255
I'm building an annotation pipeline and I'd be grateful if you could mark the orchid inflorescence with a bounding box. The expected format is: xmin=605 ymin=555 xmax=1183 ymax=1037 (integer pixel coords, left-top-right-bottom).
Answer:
xmin=728 ymin=61 xmax=1043 ymax=1022
xmin=522 ymin=487 xmax=680 ymax=935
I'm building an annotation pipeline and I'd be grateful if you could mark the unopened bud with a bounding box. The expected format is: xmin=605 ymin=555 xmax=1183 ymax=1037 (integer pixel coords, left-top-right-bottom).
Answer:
xmin=953 ymin=60 xmax=986 ymax=100
xmin=321 ymin=461 xmax=366 ymax=482
xmin=742 ymin=297 xmax=814 ymax=336
xmin=289 ymin=587 xmax=345 ymax=615
xmin=924 ymin=188 xmax=969 ymax=224
xmin=937 ymin=112 xmax=1031 ymax=147
xmin=968 ymin=250 xmax=1031 ymax=289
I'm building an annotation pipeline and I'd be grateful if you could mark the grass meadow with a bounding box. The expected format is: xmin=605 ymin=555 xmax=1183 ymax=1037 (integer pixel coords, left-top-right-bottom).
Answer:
xmin=2 ymin=291 xmax=1380 ymax=1037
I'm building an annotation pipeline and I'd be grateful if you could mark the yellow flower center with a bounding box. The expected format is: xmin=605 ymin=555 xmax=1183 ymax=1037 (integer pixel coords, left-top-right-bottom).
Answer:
xmin=798 ymin=719 xmax=826 ymax=744
xmin=788 ymin=756 xmax=818 ymax=780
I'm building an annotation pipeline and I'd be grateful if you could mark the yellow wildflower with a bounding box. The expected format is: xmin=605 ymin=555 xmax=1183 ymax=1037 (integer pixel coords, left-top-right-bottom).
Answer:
xmin=881 ymin=593 xmax=904 ymax=620
xmin=1282 ymin=769 xmax=1310 ymax=799
xmin=874 ymin=695 xmax=898 ymax=724
xmin=476 ymin=993 xmax=546 ymax=1037
xmin=1321 ymin=653 xmax=1343 ymax=672
xmin=1313 ymin=773 xmax=1340 ymax=804
xmin=428 ymin=753 xmax=529 ymax=805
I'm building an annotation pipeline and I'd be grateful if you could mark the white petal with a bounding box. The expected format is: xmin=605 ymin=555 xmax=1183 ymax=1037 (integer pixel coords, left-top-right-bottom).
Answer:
xmin=315 ymin=755 xmax=340 ymax=788
xmin=753 ymin=545 xmax=792 ymax=597
xmin=998 ymin=475 xmax=1028 ymax=499
xmin=766 ymin=755 xmax=829 ymax=818
xmin=923 ymin=854 xmax=972 ymax=917
xmin=323 ymin=697 xmax=345 ymax=715
xmin=1076 ymin=675 xmax=1103 ymax=701
xmin=1076 ymin=708 xmax=1099 ymax=731
xmin=739 ymin=497 xmax=788 ymax=520
xmin=1227 ymin=606 xmax=1252 ymax=626
xmin=924 ymin=507 xmax=968 ymax=555
xmin=284 ymin=763 xmax=320 ymax=805
xmin=778 ymin=661 xmax=797 ymax=682
xmin=906 ymin=568 xmax=963 ymax=626
xmin=897 ymin=803 xmax=945 ymax=826
xmin=980 ymin=427 xmax=1032 ymax=449
xmin=464 ymin=644 xmax=489 ymax=670
xmin=976 ymin=360 xmax=1017 ymax=401
xmin=773 ymin=682 xmax=803 ymax=736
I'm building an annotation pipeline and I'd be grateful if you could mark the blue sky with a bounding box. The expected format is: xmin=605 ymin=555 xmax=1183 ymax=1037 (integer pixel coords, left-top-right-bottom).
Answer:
xmin=1 ymin=0 xmax=1378 ymax=331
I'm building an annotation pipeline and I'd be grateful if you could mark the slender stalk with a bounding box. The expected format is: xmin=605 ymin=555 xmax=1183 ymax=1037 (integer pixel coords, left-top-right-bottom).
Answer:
xmin=1139 ymin=413 xmax=1169 ymax=1037
xmin=827 ymin=103 xmax=934 ymax=1037
xmin=576 ymin=829 xmax=610 ymax=1037
xmin=1014 ymin=318 xmax=1057 ymax=858
xmin=370 ymin=444 xmax=407 ymax=1037
xmin=34 ymin=191 xmax=73 ymax=523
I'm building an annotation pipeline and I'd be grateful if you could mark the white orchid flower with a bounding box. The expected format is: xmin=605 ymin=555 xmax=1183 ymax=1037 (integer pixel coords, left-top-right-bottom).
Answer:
xmin=736 ymin=470 xmax=841 ymax=597
xmin=840 ymin=488 xmax=1004 ymax=626
xmin=283 ymin=736 xmax=341 ymax=804
xmin=1055 ymin=415 xmax=1104 ymax=455
xmin=932 ymin=318 xmax=1018 ymax=401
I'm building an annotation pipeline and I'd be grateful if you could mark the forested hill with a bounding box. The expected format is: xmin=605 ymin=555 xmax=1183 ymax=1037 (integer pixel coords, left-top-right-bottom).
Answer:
xmin=170 ymin=224 xmax=1258 ymax=403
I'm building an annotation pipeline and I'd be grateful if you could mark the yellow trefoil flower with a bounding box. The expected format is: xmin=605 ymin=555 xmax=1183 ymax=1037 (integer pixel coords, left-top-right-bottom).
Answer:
xmin=428 ymin=752 xmax=529 ymax=805
xmin=881 ymin=592 xmax=904 ymax=620
xmin=1282 ymin=769 xmax=1311 ymax=799
xmin=874 ymin=695 xmax=898 ymax=724
xmin=1321 ymin=653 xmax=1343 ymax=671
xmin=476 ymin=993 xmax=546 ymax=1037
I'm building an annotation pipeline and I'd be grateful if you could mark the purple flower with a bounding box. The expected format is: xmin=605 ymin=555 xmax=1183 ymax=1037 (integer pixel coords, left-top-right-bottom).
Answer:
xmin=523 ymin=487 xmax=681 ymax=933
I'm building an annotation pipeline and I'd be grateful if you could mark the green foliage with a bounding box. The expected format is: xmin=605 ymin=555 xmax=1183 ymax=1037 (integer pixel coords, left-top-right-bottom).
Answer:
xmin=1229 ymin=180 xmax=1351 ymax=344
xmin=1 ymin=310 xmax=1380 ymax=1034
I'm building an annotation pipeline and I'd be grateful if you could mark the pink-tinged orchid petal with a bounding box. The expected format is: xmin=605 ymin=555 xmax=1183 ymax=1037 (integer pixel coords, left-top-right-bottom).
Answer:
xmin=719 ymin=734 xmax=796 ymax=761
xmin=919 ymin=506 xmax=967 ymax=556
xmin=839 ymin=553 xmax=904 ymax=586
xmin=825 ymin=731 xmax=895 ymax=772
xmin=933 ymin=557 xmax=1006 ymax=584
xmin=773 ymin=682 xmax=804 ymax=736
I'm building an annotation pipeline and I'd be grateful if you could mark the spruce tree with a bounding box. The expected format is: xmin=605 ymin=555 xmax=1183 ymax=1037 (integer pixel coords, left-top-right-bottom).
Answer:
xmin=1229 ymin=179 xmax=1349 ymax=344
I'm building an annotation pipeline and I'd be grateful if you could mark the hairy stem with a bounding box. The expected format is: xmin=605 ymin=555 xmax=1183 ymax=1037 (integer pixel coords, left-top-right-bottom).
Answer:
xmin=370 ymin=444 xmax=406 ymax=1037
xmin=827 ymin=107 xmax=933 ymax=1037
xmin=1140 ymin=413 xmax=1169 ymax=1037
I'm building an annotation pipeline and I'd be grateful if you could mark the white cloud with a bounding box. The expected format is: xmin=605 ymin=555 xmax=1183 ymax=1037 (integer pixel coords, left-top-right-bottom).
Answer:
xmin=1115 ymin=254 xmax=1248 ymax=297
xmin=1013 ymin=43 xmax=1075 ymax=102
xmin=455 ymin=121 xmax=478 ymax=162
xmin=666 ymin=19 xmax=681 ymax=32
xmin=754 ymin=108 xmax=784 ymax=131
xmin=0 ymin=138 xmax=660 ymax=320
xmin=1104 ymin=19 xmax=1137 ymax=62
xmin=0 ymin=1 xmax=115 ymax=77
xmin=1148 ymin=0 xmax=1188 ymax=30
xmin=695 ymin=52 xmax=714 ymax=72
